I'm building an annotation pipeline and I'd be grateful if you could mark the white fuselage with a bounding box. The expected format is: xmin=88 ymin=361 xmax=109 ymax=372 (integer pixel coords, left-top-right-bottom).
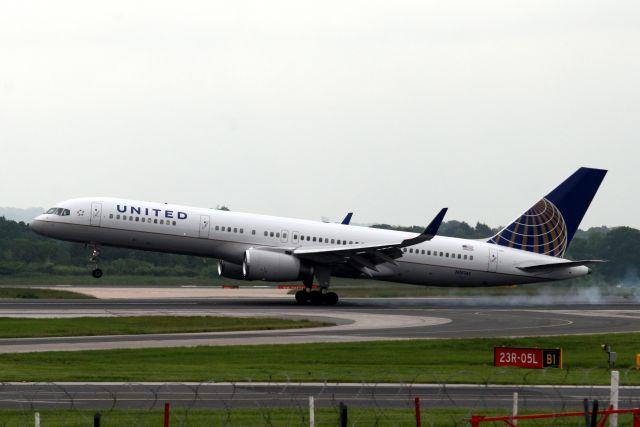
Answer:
xmin=31 ymin=197 xmax=590 ymax=286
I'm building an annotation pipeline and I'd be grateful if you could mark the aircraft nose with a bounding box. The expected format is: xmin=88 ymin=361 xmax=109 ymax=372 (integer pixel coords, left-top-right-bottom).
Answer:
xmin=30 ymin=217 xmax=46 ymax=235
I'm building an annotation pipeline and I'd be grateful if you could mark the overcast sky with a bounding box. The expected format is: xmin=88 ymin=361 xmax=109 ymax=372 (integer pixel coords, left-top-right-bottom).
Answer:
xmin=1 ymin=1 xmax=638 ymax=229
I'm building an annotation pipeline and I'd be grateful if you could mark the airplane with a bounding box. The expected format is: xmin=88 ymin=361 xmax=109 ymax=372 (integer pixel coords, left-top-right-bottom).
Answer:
xmin=30 ymin=167 xmax=607 ymax=305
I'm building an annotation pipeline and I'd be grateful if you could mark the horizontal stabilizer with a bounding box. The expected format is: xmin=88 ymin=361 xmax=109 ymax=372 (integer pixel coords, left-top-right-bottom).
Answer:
xmin=517 ymin=260 xmax=606 ymax=273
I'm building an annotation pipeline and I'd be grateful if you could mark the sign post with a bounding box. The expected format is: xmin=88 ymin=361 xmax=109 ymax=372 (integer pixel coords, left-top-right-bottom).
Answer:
xmin=494 ymin=347 xmax=562 ymax=369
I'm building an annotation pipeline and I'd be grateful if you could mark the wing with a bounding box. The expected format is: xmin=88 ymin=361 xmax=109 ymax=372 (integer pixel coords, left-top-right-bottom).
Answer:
xmin=341 ymin=212 xmax=353 ymax=225
xmin=292 ymin=208 xmax=447 ymax=275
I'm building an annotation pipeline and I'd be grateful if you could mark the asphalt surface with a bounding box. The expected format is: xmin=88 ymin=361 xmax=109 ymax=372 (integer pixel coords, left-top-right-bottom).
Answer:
xmin=0 ymin=296 xmax=639 ymax=352
xmin=1 ymin=382 xmax=638 ymax=411
xmin=0 ymin=296 xmax=639 ymax=412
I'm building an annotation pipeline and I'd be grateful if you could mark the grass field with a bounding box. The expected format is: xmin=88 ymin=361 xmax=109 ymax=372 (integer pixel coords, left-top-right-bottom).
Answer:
xmin=0 ymin=316 xmax=330 ymax=338
xmin=0 ymin=408 xmax=627 ymax=427
xmin=0 ymin=334 xmax=638 ymax=384
xmin=0 ymin=287 xmax=93 ymax=299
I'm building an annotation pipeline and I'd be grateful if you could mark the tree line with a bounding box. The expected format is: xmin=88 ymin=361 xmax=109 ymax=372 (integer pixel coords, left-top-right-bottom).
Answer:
xmin=1 ymin=216 xmax=638 ymax=285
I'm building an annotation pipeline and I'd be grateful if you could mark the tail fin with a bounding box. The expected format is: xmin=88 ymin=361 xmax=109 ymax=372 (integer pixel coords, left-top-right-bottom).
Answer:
xmin=487 ymin=167 xmax=607 ymax=257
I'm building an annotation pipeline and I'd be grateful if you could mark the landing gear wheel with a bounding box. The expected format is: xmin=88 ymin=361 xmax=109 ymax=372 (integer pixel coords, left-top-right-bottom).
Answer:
xmin=91 ymin=268 xmax=103 ymax=279
xmin=295 ymin=290 xmax=308 ymax=304
xmin=324 ymin=292 xmax=339 ymax=306
xmin=309 ymin=290 xmax=323 ymax=305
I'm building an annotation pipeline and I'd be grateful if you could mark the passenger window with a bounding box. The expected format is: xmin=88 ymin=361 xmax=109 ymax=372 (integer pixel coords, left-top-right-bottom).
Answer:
xmin=464 ymin=255 xmax=467 ymax=260
xmin=283 ymin=233 xmax=287 ymax=238
xmin=439 ymin=252 xmax=443 ymax=256
xmin=445 ymin=253 xmax=449 ymax=257
xmin=141 ymin=218 xmax=145 ymax=223
xmin=470 ymin=256 xmax=474 ymax=261
xmin=324 ymin=238 xmax=328 ymax=243
xmin=173 ymin=221 xmax=176 ymax=226
xmin=160 ymin=219 xmax=164 ymax=224
xmin=276 ymin=232 xmax=280 ymax=238
xmin=270 ymin=232 xmax=274 ymax=237
xmin=116 ymin=215 xmax=120 ymax=220
xmin=215 ymin=226 xmax=219 ymax=230
xmin=312 ymin=237 xmax=316 ymax=242
xmin=123 ymin=215 xmax=127 ymax=220
xmin=129 ymin=217 xmax=133 ymax=221
xmin=422 ymin=250 xmax=425 ymax=255
xmin=154 ymin=219 xmax=158 ymax=224
xmin=264 ymin=231 xmax=268 ymax=236
xmin=409 ymin=249 xmax=413 ymax=253
xmin=234 ymin=228 xmax=237 ymax=233
xmin=240 ymin=228 xmax=244 ymax=234
xmin=349 ymin=241 xmax=353 ymax=244
xmin=331 ymin=239 xmax=335 ymax=244
xmin=135 ymin=217 xmax=139 ymax=222
xmin=109 ymin=214 xmax=113 ymax=219
xmin=458 ymin=254 xmax=461 ymax=259
xmin=252 ymin=230 xmax=256 ymax=235
xmin=403 ymin=248 xmax=407 ymax=252
xmin=228 ymin=228 xmax=231 ymax=232
xmin=337 ymin=240 xmax=341 ymax=244
xmin=342 ymin=241 xmax=346 ymax=245
xmin=306 ymin=236 xmax=310 ymax=241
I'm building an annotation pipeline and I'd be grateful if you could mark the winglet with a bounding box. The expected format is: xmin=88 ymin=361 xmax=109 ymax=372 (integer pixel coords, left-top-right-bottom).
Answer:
xmin=401 ymin=208 xmax=448 ymax=246
xmin=341 ymin=212 xmax=353 ymax=225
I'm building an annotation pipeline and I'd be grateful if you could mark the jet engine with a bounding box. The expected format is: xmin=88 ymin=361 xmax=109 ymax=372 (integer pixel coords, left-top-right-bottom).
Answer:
xmin=242 ymin=249 xmax=312 ymax=281
xmin=217 ymin=260 xmax=247 ymax=280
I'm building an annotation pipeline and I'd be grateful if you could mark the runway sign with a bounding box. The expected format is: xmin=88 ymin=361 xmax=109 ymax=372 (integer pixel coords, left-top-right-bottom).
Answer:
xmin=494 ymin=347 xmax=562 ymax=369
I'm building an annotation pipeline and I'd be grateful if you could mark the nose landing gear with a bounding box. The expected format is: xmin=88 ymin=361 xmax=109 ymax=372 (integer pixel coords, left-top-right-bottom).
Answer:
xmin=89 ymin=245 xmax=103 ymax=279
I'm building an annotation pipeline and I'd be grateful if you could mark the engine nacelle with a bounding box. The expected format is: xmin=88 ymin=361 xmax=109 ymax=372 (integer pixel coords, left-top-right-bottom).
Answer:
xmin=242 ymin=249 xmax=311 ymax=282
xmin=217 ymin=260 xmax=248 ymax=280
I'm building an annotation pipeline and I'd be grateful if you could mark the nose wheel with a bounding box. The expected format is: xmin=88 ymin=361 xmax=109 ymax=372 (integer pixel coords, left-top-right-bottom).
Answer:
xmin=88 ymin=245 xmax=103 ymax=279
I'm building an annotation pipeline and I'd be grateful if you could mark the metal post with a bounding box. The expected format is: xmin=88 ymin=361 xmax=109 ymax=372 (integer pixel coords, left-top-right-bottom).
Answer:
xmin=610 ymin=370 xmax=619 ymax=427
xmin=591 ymin=400 xmax=599 ymax=427
xmin=584 ymin=398 xmax=591 ymax=427
xmin=94 ymin=413 xmax=101 ymax=427
xmin=470 ymin=415 xmax=482 ymax=427
xmin=164 ymin=402 xmax=170 ymax=427
xmin=34 ymin=412 xmax=40 ymax=427
xmin=415 ymin=396 xmax=421 ymax=427
xmin=512 ymin=392 xmax=518 ymax=426
xmin=309 ymin=396 xmax=315 ymax=427
xmin=339 ymin=402 xmax=347 ymax=427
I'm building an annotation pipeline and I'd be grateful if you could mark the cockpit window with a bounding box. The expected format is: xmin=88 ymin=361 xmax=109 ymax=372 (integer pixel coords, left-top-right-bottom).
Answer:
xmin=46 ymin=207 xmax=71 ymax=216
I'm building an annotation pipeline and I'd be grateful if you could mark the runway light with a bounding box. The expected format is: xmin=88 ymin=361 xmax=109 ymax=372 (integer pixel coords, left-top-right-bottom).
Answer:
xmin=601 ymin=344 xmax=617 ymax=368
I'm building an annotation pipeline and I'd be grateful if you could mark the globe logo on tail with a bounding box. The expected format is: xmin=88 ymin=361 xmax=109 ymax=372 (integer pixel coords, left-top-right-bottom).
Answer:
xmin=488 ymin=198 xmax=568 ymax=257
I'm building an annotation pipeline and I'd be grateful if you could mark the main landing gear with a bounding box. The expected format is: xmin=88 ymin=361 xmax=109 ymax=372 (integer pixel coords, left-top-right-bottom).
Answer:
xmin=295 ymin=266 xmax=339 ymax=306
xmin=89 ymin=244 xmax=103 ymax=279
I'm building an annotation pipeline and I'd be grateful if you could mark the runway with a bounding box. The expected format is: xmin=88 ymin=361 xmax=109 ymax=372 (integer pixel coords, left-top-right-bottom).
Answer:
xmin=0 ymin=295 xmax=639 ymax=353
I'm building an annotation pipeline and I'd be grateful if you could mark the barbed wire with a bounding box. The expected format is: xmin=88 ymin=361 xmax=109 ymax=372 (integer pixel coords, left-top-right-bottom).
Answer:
xmin=1 ymin=370 xmax=639 ymax=426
